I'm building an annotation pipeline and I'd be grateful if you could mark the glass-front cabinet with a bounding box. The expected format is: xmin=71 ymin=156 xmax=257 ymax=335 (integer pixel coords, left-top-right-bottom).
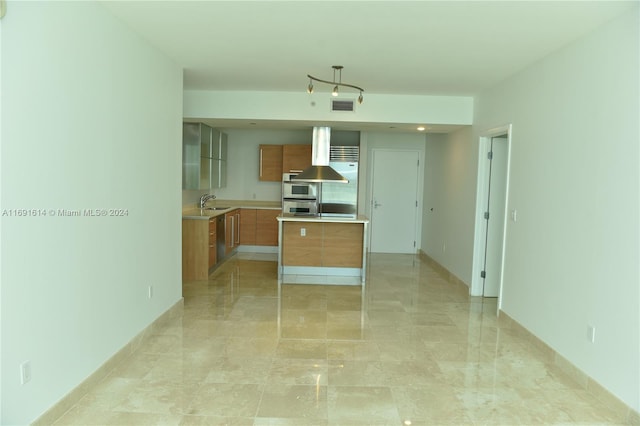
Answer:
xmin=182 ymin=123 xmax=227 ymax=190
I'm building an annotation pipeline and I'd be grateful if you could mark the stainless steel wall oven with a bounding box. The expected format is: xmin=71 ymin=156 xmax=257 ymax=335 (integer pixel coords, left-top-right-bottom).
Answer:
xmin=282 ymin=173 xmax=318 ymax=200
xmin=282 ymin=173 xmax=319 ymax=216
xmin=282 ymin=199 xmax=319 ymax=216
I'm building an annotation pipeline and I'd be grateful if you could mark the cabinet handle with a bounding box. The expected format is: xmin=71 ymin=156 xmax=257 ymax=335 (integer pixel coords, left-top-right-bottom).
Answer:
xmin=231 ymin=215 xmax=235 ymax=247
xmin=290 ymin=169 xmax=303 ymax=173
xmin=259 ymin=149 xmax=263 ymax=177
xmin=236 ymin=213 xmax=240 ymax=244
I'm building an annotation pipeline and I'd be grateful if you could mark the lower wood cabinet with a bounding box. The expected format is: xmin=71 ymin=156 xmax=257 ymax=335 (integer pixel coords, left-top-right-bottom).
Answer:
xmin=225 ymin=209 xmax=240 ymax=255
xmin=256 ymin=209 xmax=281 ymax=246
xmin=323 ymin=223 xmax=364 ymax=267
xmin=282 ymin=222 xmax=364 ymax=268
xmin=183 ymin=208 xmax=282 ymax=281
xmin=240 ymin=208 xmax=281 ymax=246
xmin=240 ymin=209 xmax=257 ymax=245
xmin=282 ymin=222 xmax=322 ymax=266
xmin=182 ymin=217 xmax=217 ymax=281
xmin=208 ymin=219 xmax=217 ymax=268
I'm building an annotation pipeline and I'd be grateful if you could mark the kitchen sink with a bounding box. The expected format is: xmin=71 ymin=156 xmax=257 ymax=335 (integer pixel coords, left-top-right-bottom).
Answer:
xmin=202 ymin=206 xmax=230 ymax=211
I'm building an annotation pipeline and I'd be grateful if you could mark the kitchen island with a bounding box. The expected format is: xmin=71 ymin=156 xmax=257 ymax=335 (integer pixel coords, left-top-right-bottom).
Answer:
xmin=277 ymin=215 xmax=369 ymax=285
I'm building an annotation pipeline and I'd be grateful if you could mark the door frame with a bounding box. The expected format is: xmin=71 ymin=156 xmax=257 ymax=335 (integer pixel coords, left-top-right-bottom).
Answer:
xmin=368 ymin=148 xmax=424 ymax=253
xmin=471 ymin=124 xmax=512 ymax=308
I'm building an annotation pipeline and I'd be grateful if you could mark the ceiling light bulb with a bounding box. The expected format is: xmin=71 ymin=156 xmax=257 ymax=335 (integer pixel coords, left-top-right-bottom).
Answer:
xmin=307 ymin=81 xmax=314 ymax=94
xmin=332 ymin=86 xmax=339 ymax=96
xmin=358 ymin=93 xmax=363 ymax=104
xmin=417 ymin=126 xmax=426 ymax=131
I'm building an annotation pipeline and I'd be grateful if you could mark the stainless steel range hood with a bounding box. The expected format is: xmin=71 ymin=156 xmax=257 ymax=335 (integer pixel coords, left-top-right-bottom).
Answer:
xmin=291 ymin=127 xmax=348 ymax=183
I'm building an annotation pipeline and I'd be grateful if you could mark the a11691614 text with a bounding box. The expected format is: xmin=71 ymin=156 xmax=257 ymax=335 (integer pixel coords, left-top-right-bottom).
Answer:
xmin=1 ymin=208 xmax=129 ymax=217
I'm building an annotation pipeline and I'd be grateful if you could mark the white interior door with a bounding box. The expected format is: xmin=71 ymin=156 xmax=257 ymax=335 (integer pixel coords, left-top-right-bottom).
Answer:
xmin=370 ymin=149 xmax=419 ymax=253
xmin=482 ymin=136 xmax=508 ymax=297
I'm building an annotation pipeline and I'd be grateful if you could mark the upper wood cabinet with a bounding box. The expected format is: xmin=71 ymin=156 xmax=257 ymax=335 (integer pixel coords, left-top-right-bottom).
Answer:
xmin=259 ymin=145 xmax=283 ymax=182
xmin=258 ymin=144 xmax=312 ymax=181
xmin=282 ymin=144 xmax=312 ymax=174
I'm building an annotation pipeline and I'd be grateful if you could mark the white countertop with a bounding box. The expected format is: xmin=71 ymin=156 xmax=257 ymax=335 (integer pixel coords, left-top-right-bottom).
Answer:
xmin=277 ymin=214 xmax=369 ymax=224
xmin=182 ymin=200 xmax=281 ymax=220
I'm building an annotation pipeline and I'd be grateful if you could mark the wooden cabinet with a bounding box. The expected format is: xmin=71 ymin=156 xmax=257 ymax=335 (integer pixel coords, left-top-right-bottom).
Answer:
xmin=208 ymin=219 xmax=217 ymax=268
xmin=323 ymin=223 xmax=363 ymax=267
xmin=258 ymin=144 xmax=312 ymax=181
xmin=259 ymin=145 xmax=283 ymax=182
xmin=239 ymin=208 xmax=281 ymax=246
xmin=256 ymin=209 xmax=281 ymax=246
xmin=240 ymin=209 xmax=257 ymax=245
xmin=282 ymin=144 xmax=312 ymax=174
xmin=282 ymin=222 xmax=364 ymax=268
xmin=282 ymin=222 xmax=323 ymax=266
xmin=225 ymin=209 xmax=240 ymax=255
xmin=182 ymin=217 xmax=217 ymax=281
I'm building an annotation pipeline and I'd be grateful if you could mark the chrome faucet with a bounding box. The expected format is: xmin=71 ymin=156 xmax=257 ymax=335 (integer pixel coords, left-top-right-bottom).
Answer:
xmin=198 ymin=193 xmax=216 ymax=208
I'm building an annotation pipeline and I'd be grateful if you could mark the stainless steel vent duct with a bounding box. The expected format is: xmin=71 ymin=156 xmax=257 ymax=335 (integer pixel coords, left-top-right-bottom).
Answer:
xmin=291 ymin=127 xmax=348 ymax=183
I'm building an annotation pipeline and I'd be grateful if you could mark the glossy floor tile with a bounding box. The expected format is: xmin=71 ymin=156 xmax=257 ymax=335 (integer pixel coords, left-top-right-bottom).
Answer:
xmin=54 ymin=253 xmax=625 ymax=425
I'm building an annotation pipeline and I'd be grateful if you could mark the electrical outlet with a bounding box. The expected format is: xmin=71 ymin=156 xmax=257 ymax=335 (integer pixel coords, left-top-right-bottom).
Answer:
xmin=511 ymin=209 xmax=518 ymax=222
xmin=300 ymin=228 xmax=306 ymax=237
xmin=148 ymin=285 xmax=153 ymax=299
xmin=587 ymin=325 xmax=596 ymax=343
xmin=20 ymin=361 xmax=31 ymax=385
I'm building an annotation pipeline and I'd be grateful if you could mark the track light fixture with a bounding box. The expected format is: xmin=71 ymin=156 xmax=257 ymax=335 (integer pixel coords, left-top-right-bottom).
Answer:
xmin=307 ymin=65 xmax=364 ymax=104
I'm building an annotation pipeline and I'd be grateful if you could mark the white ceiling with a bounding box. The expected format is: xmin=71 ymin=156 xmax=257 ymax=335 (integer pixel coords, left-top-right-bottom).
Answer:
xmin=102 ymin=1 xmax=635 ymax=132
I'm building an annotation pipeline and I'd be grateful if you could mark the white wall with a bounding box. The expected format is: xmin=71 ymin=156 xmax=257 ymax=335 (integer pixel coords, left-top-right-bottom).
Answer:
xmin=184 ymin=91 xmax=473 ymax=128
xmin=473 ymin=8 xmax=639 ymax=411
xmin=421 ymin=128 xmax=477 ymax=284
xmin=0 ymin=2 xmax=183 ymax=424
xmin=0 ymin=7 xmax=4 ymax=423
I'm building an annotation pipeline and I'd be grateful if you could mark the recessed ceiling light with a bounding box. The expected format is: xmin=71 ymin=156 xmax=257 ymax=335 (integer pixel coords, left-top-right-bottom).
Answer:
xmin=417 ymin=126 xmax=426 ymax=131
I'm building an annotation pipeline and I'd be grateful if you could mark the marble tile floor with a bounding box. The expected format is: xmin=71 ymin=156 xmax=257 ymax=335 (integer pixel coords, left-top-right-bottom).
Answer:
xmin=54 ymin=253 xmax=626 ymax=425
